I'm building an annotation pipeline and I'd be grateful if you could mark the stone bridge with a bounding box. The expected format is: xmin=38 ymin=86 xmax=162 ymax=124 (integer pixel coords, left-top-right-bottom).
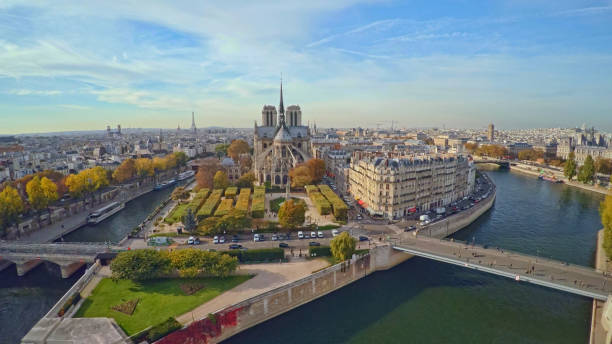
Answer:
xmin=472 ymin=159 xmax=510 ymax=168
xmin=0 ymin=242 xmax=121 ymax=278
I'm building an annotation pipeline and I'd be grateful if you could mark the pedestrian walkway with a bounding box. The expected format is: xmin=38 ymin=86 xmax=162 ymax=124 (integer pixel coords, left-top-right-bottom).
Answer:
xmin=394 ymin=235 xmax=612 ymax=301
xmin=176 ymin=259 xmax=329 ymax=325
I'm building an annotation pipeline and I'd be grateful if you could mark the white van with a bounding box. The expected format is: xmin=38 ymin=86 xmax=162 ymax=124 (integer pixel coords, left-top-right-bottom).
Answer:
xmin=332 ymin=229 xmax=339 ymax=237
xmin=298 ymin=231 xmax=304 ymax=239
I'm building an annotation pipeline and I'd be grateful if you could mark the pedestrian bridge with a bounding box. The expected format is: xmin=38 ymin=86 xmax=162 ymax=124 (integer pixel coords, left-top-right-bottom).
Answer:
xmin=392 ymin=236 xmax=611 ymax=301
xmin=0 ymin=242 xmax=120 ymax=278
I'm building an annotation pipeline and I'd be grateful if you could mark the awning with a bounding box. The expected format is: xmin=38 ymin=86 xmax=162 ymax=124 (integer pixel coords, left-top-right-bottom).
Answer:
xmin=408 ymin=207 xmax=417 ymax=213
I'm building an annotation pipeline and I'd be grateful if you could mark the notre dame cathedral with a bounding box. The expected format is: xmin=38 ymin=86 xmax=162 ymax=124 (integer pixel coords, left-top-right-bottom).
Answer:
xmin=253 ymin=81 xmax=311 ymax=186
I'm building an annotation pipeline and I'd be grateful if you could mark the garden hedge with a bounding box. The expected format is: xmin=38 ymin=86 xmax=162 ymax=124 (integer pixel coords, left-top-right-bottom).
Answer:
xmin=308 ymin=246 xmax=331 ymax=257
xmin=318 ymin=185 xmax=348 ymax=221
xmin=197 ymin=189 xmax=223 ymax=220
xmin=224 ymin=187 xmax=238 ymax=199
xmin=147 ymin=317 xmax=182 ymax=342
xmin=306 ymin=185 xmax=331 ymax=215
xmin=214 ymin=198 xmax=234 ymax=217
xmin=224 ymin=248 xmax=284 ymax=262
xmin=251 ymin=187 xmax=266 ymax=218
xmin=186 ymin=188 xmax=210 ymax=214
xmin=235 ymin=188 xmax=251 ymax=213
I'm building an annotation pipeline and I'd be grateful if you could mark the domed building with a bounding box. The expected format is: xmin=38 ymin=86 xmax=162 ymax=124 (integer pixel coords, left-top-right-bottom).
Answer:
xmin=253 ymin=81 xmax=311 ymax=186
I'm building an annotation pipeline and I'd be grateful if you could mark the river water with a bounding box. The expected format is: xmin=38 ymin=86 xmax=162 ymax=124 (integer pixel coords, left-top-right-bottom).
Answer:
xmin=0 ymin=171 xmax=605 ymax=343
xmin=224 ymin=169 xmax=605 ymax=344
xmin=0 ymin=185 xmax=177 ymax=344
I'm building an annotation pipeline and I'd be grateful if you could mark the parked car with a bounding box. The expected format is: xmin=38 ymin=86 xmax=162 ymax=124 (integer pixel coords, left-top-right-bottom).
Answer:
xmin=279 ymin=242 xmax=289 ymax=248
xmin=317 ymin=231 xmax=324 ymax=238
xmin=272 ymin=234 xmax=279 ymax=241
xmin=229 ymin=244 xmax=243 ymax=250
xmin=253 ymin=234 xmax=261 ymax=242
xmin=309 ymin=241 xmax=321 ymax=246
xmin=298 ymin=231 xmax=304 ymax=239
xmin=332 ymin=229 xmax=339 ymax=237
xmin=310 ymin=231 xmax=317 ymax=238
xmin=213 ymin=236 xmax=220 ymax=244
xmin=187 ymin=236 xmax=195 ymax=245
xmin=219 ymin=236 xmax=226 ymax=244
xmin=359 ymin=236 xmax=369 ymax=242
xmin=231 ymin=235 xmax=239 ymax=243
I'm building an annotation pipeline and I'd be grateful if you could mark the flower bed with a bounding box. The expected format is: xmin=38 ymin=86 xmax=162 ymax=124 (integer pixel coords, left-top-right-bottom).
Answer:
xmin=318 ymin=185 xmax=348 ymax=220
xmin=111 ymin=298 xmax=139 ymax=315
xmin=214 ymin=198 xmax=234 ymax=217
xmin=235 ymin=188 xmax=251 ymax=213
xmin=197 ymin=189 xmax=223 ymax=220
xmin=251 ymin=187 xmax=266 ymax=218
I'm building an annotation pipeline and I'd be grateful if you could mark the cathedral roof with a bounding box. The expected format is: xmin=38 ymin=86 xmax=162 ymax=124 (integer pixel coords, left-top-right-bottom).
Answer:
xmin=274 ymin=124 xmax=293 ymax=143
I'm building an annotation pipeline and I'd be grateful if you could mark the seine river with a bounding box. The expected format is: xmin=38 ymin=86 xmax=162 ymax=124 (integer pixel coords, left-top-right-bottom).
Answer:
xmin=0 ymin=171 xmax=605 ymax=343
xmin=0 ymin=185 xmax=178 ymax=344
xmin=225 ymin=169 xmax=605 ymax=344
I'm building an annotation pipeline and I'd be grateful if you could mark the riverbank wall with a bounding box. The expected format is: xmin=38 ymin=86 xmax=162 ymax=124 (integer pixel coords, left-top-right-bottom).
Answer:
xmin=509 ymin=164 xmax=610 ymax=196
xmin=590 ymin=230 xmax=609 ymax=344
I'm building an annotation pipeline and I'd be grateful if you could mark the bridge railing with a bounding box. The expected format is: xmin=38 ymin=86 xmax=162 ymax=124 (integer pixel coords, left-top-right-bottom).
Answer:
xmin=395 ymin=235 xmax=603 ymax=275
xmin=0 ymin=242 xmax=122 ymax=255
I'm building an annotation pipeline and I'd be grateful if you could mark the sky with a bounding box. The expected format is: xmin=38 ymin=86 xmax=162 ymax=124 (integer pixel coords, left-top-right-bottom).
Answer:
xmin=1 ymin=0 xmax=612 ymax=134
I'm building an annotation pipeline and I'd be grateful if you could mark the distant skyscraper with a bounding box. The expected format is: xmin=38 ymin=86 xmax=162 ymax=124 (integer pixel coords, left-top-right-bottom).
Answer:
xmin=117 ymin=124 xmax=121 ymax=135
xmin=487 ymin=123 xmax=495 ymax=142
xmin=191 ymin=112 xmax=197 ymax=134
xmin=106 ymin=125 xmax=111 ymax=137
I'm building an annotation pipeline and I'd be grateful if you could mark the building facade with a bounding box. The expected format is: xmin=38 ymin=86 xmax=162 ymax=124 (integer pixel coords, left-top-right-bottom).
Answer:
xmin=253 ymin=82 xmax=311 ymax=186
xmin=348 ymin=152 xmax=475 ymax=219
xmin=487 ymin=123 xmax=495 ymax=142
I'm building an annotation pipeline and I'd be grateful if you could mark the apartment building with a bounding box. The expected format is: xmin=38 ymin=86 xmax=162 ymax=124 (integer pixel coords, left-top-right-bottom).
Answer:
xmin=348 ymin=152 xmax=475 ymax=219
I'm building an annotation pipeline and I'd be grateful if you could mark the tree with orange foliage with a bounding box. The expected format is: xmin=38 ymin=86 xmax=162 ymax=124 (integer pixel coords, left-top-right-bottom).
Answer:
xmin=289 ymin=158 xmax=326 ymax=187
xmin=195 ymin=158 xmax=222 ymax=190
xmin=227 ymin=139 xmax=250 ymax=161
xmin=306 ymin=158 xmax=325 ymax=183
xmin=112 ymin=158 xmax=136 ymax=183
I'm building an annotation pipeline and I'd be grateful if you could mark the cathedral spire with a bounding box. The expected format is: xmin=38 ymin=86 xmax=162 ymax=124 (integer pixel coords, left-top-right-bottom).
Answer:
xmin=278 ymin=75 xmax=285 ymax=125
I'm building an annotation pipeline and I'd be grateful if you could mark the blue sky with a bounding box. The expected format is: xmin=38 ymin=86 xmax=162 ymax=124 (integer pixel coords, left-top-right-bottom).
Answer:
xmin=1 ymin=0 xmax=611 ymax=134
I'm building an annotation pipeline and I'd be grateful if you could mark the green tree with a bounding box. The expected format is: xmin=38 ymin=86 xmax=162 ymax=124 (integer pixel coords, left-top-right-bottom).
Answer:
xmin=110 ymin=249 xmax=171 ymax=281
xmin=601 ymin=195 xmax=612 ymax=259
xmin=213 ymin=170 xmax=229 ymax=189
xmin=215 ymin=144 xmax=230 ymax=158
xmin=173 ymin=151 xmax=188 ymax=167
xmin=330 ymin=232 xmax=356 ymax=261
xmin=235 ymin=172 xmax=256 ymax=188
xmin=278 ymin=199 xmax=305 ymax=229
xmin=0 ymin=186 xmax=24 ymax=232
xmin=578 ymin=155 xmax=595 ymax=184
xmin=594 ymin=157 xmax=612 ymax=175
xmin=564 ymin=152 xmax=577 ymax=181
xmin=182 ymin=208 xmax=197 ymax=233
xmin=167 ymin=249 xmax=238 ymax=278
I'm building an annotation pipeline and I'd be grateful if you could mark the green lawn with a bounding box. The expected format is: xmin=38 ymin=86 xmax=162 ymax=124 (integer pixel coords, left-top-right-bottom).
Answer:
xmin=75 ymin=275 xmax=251 ymax=335
xmin=270 ymin=197 xmax=306 ymax=213
xmin=164 ymin=203 xmax=189 ymax=224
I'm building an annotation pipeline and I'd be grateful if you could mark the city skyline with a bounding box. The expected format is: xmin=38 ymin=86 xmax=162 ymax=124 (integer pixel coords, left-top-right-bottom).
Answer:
xmin=1 ymin=1 xmax=612 ymax=134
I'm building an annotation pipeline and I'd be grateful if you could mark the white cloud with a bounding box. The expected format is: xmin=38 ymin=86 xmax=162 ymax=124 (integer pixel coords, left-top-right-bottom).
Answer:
xmin=8 ymin=89 xmax=62 ymax=96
